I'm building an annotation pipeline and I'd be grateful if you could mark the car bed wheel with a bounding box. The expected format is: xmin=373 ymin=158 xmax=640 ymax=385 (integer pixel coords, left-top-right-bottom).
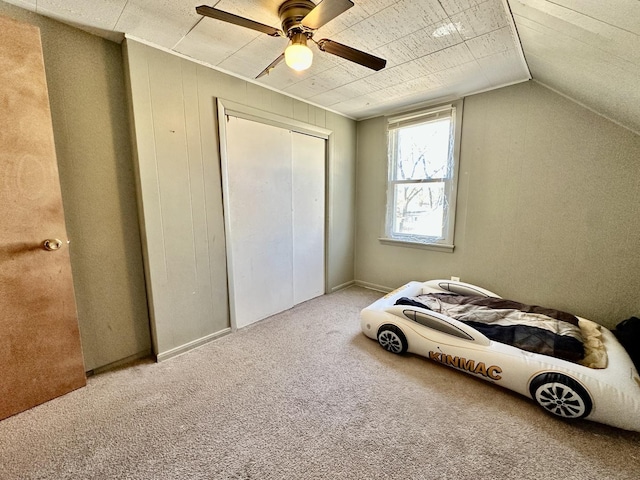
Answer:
xmin=529 ymin=373 xmax=592 ymax=419
xmin=377 ymin=325 xmax=407 ymax=354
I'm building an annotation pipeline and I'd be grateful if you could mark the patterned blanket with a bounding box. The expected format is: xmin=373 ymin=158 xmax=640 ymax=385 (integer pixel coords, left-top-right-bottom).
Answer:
xmin=396 ymin=293 xmax=585 ymax=362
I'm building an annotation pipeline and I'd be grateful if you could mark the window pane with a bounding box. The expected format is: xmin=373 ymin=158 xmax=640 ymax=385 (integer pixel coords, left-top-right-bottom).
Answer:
xmin=393 ymin=182 xmax=446 ymax=238
xmin=394 ymin=118 xmax=452 ymax=181
xmin=385 ymin=101 xmax=461 ymax=247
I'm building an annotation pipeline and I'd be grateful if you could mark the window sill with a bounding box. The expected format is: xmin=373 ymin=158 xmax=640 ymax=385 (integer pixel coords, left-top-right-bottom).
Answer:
xmin=378 ymin=237 xmax=454 ymax=253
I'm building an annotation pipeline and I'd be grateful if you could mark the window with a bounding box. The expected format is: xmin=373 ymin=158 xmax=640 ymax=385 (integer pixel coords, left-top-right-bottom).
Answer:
xmin=405 ymin=310 xmax=474 ymax=340
xmin=383 ymin=101 xmax=462 ymax=251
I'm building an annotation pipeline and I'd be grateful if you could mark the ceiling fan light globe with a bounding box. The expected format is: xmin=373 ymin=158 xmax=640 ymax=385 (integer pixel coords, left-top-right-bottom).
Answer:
xmin=285 ymin=43 xmax=313 ymax=71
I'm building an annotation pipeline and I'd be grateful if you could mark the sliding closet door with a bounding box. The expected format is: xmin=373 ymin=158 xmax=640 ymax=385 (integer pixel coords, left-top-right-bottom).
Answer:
xmin=225 ymin=116 xmax=294 ymax=328
xmin=292 ymin=133 xmax=325 ymax=305
xmin=223 ymin=116 xmax=325 ymax=329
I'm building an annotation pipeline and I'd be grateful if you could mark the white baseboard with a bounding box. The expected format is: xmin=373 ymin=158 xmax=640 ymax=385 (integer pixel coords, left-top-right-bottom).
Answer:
xmin=354 ymin=280 xmax=393 ymax=293
xmin=330 ymin=280 xmax=355 ymax=292
xmin=87 ymin=349 xmax=152 ymax=376
xmin=156 ymin=328 xmax=232 ymax=362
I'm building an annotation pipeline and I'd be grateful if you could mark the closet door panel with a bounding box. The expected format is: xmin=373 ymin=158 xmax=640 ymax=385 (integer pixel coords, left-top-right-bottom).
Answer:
xmin=292 ymin=133 xmax=325 ymax=305
xmin=225 ymin=116 xmax=293 ymax=328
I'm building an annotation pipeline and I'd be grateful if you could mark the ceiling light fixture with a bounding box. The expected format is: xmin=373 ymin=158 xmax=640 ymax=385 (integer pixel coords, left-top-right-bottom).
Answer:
xmin=284 ymin=32 xmax=313 ymax=71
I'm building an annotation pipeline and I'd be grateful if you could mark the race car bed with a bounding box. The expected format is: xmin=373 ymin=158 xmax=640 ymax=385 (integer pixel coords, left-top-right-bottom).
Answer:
xmin=360 ymin=279 xmax=640 ymax=432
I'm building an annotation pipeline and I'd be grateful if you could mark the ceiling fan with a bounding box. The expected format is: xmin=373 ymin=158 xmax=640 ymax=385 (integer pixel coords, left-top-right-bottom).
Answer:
xmin=195 ymin=0 xmax=387 ymax=78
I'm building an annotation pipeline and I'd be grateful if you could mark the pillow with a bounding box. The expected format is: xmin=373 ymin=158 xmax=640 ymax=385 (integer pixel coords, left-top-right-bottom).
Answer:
xmin=578 ymin=318 xmax=608 ymax=369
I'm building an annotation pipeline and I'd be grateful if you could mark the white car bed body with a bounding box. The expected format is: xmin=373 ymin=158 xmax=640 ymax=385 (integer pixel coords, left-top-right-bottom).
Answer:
xmin=360 ymin=280 xmax=640 ymax=432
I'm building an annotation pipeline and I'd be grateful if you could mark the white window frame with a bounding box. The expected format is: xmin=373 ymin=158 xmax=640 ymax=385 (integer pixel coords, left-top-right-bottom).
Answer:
xmin=381 ymin=100 xmax=463 ymax=252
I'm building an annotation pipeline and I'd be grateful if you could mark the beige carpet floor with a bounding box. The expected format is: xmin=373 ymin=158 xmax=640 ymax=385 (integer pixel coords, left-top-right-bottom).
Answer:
xmin=1 ymin=286 xmax=638 ymax=479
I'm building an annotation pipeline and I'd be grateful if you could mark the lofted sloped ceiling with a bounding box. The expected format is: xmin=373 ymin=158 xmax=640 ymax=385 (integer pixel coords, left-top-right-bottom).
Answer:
xmin=1 ymin=0 xmax=638 ymax=131
xmin=509 ymin=0 xmax=640 ymax=134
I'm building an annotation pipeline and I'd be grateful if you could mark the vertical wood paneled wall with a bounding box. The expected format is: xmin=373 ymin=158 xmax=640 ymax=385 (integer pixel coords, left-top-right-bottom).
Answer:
xmin=124 ymin=39 xmax=357 ymax=359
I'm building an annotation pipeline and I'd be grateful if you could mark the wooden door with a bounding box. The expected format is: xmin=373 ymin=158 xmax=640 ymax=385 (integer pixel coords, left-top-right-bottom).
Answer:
xmin=0 ymin=15 xmax=86 ymax=421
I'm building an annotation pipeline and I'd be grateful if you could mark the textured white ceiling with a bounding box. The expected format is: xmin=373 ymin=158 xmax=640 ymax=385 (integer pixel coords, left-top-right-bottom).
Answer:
xmin=2 ymin=0 xmax=638 ymax=131
xmin=1 ymin=0 xmax=528 ymax=119
xmin=180 ymin=0 xmax=531 ymax=118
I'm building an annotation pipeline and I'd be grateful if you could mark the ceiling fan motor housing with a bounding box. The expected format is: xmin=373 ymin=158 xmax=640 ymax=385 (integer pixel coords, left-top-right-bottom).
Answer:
xmin=195 ymin=1 xmax=386 ymax=75
xmin=279 ymin=0 xmax=316 ymax=35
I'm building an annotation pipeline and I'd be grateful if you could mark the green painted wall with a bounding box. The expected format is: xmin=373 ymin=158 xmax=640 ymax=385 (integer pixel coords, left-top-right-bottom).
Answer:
xmin=124 ymin=40 xmax=357 ymax=358
xmin=356 ymin=81 xmax=640 ymax=328
xmin=0 ymin=2 xmax=150 ymax=370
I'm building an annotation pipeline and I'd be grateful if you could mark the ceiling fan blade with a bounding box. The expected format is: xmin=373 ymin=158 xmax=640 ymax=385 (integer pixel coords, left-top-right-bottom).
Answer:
xmin=256 ymin=53 xmax=285 ymax=79
xmin=316 ymin=39 xmax=386 ymax=71
xmin=301 ymin=0 xmax=354 ymax=30
xmin=196 ymin=5 xmax=284 ymax=37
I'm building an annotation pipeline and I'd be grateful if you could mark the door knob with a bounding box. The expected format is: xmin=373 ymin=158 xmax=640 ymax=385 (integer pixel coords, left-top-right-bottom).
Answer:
xmin=43 ymin=239 xmax=63 ymax=251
